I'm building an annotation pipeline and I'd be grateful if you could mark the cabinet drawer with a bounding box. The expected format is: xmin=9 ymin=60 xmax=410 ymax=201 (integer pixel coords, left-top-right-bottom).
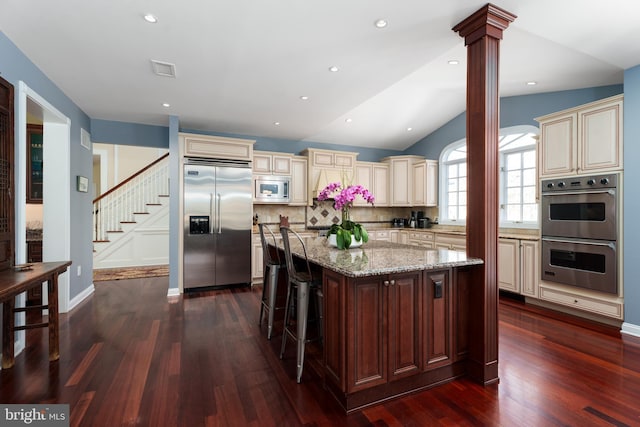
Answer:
xmin=539 ymin=285 xmax=623 ymax=319
xmin=408 ymin=231 xmax=434 ymax=241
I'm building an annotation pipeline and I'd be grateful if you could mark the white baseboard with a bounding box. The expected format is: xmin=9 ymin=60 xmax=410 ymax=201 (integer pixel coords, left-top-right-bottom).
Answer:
xmin=167 ymin=287 xmax=180 ymax=298
xmin=68 ymin=284 xmax=95 ymax=312
xmin=621 ymin=322 xmax=640 ymax=337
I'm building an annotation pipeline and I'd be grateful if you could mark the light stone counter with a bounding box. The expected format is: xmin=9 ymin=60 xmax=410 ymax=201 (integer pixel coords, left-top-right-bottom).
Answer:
xmin=275 ymin=236 xmax=483 ymax=278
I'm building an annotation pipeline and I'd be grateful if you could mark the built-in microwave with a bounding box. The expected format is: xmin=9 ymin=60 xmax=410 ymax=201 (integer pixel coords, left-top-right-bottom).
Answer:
xmin=254 ymin=175 xmax=290 ymax=203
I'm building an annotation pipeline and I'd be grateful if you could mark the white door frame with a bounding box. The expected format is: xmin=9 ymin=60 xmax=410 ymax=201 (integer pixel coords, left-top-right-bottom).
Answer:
xmin=15 ymin=82 xmax=71 ymax=356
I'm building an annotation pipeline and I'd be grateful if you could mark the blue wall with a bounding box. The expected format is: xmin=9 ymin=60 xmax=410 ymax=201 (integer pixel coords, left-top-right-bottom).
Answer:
xmin=91 ymin=119 xmax=169 ymax=148
xmin=0 ymin=31 xmax=92 ymax=300
xmin=623 ymin=66 xmax=640 ymax=326
xmin=404 ymin=85 xmax=623 ymax=159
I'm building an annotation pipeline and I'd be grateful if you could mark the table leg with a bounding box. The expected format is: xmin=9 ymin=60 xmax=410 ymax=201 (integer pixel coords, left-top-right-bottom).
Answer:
xmin=2 ymin=299 xmax=15 ymax=368
xmin=48 ymin=272 xmax=60 ymax=362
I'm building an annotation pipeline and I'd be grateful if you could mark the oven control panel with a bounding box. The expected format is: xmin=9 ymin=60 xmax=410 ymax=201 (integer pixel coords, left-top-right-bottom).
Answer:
xmin=541 ymin=173 xmax=617 ymax=192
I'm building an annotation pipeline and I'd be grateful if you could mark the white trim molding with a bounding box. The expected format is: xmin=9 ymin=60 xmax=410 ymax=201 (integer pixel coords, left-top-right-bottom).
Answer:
xmin=69 ymin=284 xmax=95 ymax=312
xmin=167 ymin=287 xmax=180 ymax=298
xmin=621 ymin=322 xmax=640 ymax=338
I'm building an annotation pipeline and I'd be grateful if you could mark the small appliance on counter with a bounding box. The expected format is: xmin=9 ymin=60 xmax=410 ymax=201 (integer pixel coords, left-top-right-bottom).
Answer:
xmin=392 ymin=218 xmax=405 ymax=228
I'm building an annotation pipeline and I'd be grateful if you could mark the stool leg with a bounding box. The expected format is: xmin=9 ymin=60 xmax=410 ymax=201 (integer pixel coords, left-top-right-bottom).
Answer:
xmin=280 ymin=281 xmax=293 ymax=359
xmin=315 ymin=288 xmax=324 ymax=345
xmin=296 ymin=282 xmax=310 ymax=383
xmin=259 ymin=265 xmax=268 ymax=327
xmin=266 ymin=265 xmax=279 ymax=340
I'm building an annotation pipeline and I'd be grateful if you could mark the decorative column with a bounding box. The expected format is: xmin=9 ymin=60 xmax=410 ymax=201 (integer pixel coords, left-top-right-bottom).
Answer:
xmin=453 ymin=4 xmax=516 ymax=385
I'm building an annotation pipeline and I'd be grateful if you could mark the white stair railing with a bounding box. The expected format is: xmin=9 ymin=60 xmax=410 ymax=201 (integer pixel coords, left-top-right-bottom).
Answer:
xmin=93 ymin=154 xmax=169 ymax=242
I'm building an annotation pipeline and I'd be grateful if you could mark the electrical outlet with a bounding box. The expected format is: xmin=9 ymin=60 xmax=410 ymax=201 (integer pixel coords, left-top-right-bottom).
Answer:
xmin=77 ymin=266 xmax=81 ymax=276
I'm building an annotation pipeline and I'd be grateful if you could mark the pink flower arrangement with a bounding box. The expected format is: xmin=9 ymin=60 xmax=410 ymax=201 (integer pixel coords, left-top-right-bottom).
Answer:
xmin=317 ymin=182 xmax=375 ymax=211
xmin=317 ymin=182 xmax=375 ymax=249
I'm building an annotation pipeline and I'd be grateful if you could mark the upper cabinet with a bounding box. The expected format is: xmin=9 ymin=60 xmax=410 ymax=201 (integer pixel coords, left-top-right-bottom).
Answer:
xmin=181 ymin=132 xmax=255 ymax=161
xmin=301 ymin=148 xmax=357 ymax=205
xmin=354 ymin=161 xmax=389 ymax=207
xmin=382 ymin=155 xmax=438 ymax=207
xmin=412 ymin=159 xmax=438 ymax=207
xmin=537 ymin=94 xmax=623 ymax=178
xmin=253 ymin=151 xmax=292 ymax=175
xmin=289 ymin=156 xmax=308 ymax=206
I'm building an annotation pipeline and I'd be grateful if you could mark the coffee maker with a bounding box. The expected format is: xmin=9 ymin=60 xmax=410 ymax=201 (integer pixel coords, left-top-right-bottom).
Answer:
xmin=409 ymin=211 xmax=417 ymax=228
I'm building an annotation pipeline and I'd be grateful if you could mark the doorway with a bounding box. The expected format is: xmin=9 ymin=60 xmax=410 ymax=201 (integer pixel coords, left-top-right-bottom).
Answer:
xmin=16 ymin=82 xmax=71 ymax=317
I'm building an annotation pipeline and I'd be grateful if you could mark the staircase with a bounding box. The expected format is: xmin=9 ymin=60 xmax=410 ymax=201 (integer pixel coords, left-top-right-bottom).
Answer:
xmin=93 ymin=154 xmax=170 ymax=270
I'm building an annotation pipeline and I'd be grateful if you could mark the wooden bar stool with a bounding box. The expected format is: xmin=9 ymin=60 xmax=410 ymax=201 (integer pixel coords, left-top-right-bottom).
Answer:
xmin=279 ymin=226 xmax=323 ymax=383
xmin=258 ymin=223 xmax=285 ymax=340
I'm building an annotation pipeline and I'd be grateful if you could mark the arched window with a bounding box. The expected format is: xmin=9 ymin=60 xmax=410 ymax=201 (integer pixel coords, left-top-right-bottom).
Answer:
xmin=439 ymin=125 xmax=538 ymax=228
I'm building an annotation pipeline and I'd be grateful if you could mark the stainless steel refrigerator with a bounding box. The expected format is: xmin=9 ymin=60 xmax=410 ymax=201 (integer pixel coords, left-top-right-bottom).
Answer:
xmin=183 ymin=158 xmax=252 ymax=290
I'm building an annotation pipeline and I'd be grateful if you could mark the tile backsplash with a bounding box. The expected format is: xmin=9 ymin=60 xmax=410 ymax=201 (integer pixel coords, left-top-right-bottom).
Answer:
xmin=253 ymin=203 xmax=438 ymax=229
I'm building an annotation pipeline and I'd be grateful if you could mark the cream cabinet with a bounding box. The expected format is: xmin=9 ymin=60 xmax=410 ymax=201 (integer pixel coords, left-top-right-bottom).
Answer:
xmin=498 ymin=238 xmax=520 ymax=293
xmin=252 ymin=230 xmax=316 ymax=284
xmin=434 ymin=233 xmax=466 ymax=251
xmin=390 ymin=230 xmax=409 ymax=244
xmin=289 ymin=156 xmax=308 ymax=206
xmin=412 ymin=159 xmax=438 ymax=207
xmin=354 ymin=161 xmax=389 ymax=207
xmin=382 ymin=155 xmax=424 ymax=206
xmin=407 ymin=230 xmax=435 ymax=248
xmin=301 ymin=148 xmax=357 ymax=205
xmin=498 ymin=238 xmax=540 ymax=297
xmin=537 ymin=94 xmax=623 ymax=178
xmin=253 ymin=151 xmax=292 ymax=175
xmin=372 ymin=229 xmax=391 ymax=242
xmin=181 ymin=132 xmax=254 ymax=160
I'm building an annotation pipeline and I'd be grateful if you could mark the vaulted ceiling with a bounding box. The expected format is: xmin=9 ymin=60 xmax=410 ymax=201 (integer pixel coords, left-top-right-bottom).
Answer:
xmin=1 ymin=1 xmax=637 ymax=150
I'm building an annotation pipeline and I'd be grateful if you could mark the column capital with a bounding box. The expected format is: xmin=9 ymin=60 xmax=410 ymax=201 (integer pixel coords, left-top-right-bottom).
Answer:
xmin=452 ymin=3 xmax=517 ymax=45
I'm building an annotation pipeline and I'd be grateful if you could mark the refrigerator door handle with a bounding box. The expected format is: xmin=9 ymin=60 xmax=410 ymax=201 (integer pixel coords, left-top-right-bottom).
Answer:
xmin=217 ymin=193 xmax=222 ymax=234
xmin=209 ymin=193 xmax=215 ymax=234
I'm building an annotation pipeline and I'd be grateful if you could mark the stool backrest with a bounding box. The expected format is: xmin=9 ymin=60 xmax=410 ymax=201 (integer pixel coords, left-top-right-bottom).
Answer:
xmin=258 ymin=223 xmax=280 ymax=265
xmin=279 ymin=226 xmax=313 ymax=283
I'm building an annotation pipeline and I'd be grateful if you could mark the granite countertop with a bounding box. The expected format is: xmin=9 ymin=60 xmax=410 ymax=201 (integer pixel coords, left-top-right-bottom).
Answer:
xmin=273 ymin=237 xmax=483 ymax=278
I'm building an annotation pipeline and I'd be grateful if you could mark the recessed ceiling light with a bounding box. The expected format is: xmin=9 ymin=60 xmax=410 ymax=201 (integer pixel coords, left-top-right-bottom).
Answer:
xmin=345 ymin=118 xmax=353 ymax=123
xmin=374 ymin=19 xmax=388 ymax=28
xmin=162 ymin=102 xmax=170 ymax=108
xmin=273 ymin=122 xmax=281 ymax=126
xmin=328 ymin=66 xmax=339 ymax=72
xmin=300 ymin=96 xmax=309 ymax=100
xmin=144 ymin=14 xmax=158 ymax=23
xmin=448 ymin=60 xmax=459 ymax=65
xmin=407 ymin=127 xmax=413 ymax=132
xmin=527 ymin=81 xmax=537 ymax=86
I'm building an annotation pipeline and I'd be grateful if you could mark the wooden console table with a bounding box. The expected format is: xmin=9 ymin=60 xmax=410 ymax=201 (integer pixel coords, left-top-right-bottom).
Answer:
xmin=0 ymin=261 xmax=71 ymax=368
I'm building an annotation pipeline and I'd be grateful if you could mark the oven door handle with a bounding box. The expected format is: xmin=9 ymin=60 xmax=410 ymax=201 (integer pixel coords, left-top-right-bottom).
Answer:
xmin=542 ymin=237 xmax=616 ymax=249
xmin=541 ymin=189 xmax=615 ymax=197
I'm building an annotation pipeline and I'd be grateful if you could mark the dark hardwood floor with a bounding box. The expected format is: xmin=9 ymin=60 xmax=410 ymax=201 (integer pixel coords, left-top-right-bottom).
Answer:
xmin=2 ymin=276 xmax=640 ymax=426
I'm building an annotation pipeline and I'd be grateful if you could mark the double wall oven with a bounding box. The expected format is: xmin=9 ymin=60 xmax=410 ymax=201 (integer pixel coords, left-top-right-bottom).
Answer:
xmin=540 ymin=173 xmax=618 ymax=294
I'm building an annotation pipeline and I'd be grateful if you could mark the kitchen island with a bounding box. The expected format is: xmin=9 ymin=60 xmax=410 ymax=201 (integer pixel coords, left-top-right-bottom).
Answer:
xmin=274 ymin=236 xmax=483 ymax=412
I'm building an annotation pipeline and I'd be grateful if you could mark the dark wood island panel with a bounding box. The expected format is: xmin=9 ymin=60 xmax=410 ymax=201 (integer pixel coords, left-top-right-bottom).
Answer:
xmin=323 ymin=266 xmax=477 ymax=412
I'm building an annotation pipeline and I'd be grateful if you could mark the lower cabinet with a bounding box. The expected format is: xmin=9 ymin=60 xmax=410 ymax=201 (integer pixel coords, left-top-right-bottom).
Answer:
xmin=498 ymin=238 xmax=539 ymax=297
xmin=324 ymin=268 xmax=455 ymax=395
xmin=434 ymin=233 xmax=466 ymax=251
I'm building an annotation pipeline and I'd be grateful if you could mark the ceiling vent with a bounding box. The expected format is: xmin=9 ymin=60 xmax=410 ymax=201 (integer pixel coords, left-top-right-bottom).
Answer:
xmin=150 ymin=60 xmax=176 ymax=78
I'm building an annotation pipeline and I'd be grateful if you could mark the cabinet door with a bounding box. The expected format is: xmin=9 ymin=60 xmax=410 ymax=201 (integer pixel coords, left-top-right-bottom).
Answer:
xmin=272 ymin=154 xmax=292 ymax=175
xmin=311 ymin=151 xmax=334 ymax=167
xmin=423 ymin=270 xmax=452 ymax=370
xmin=539 ymin=114 xmax=576 ymax=177
xmin=412 ymin=162 xmax=427 ymax=206
xmin=387 ymin=272 xmax=421 ymax=379
xmin=390 ymin=158 xmax=411 ymax=206
xmin=348 ymin=277 xmax=386 ymax=392
xmin=252 ymin=238 xmax=264 ymax=283
xmin=253 ymin=153 xmax=272 ymax=174
xmin=353 ymin=163 xmax=372 ymax=206
xmin=498 ymin=238 xmax=520 ymax=293
xmin=289 ymin=157 xmax=307 ymax=205
xmin=372 ymin=164 xmax=389 ymax=207
xmin=520 ymin=240 xmax=539 ymax=297
xmin=579 ymin=99 xmax=623 ymax=173
xmin=426 ymin=160 xmax=438 ymax=206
